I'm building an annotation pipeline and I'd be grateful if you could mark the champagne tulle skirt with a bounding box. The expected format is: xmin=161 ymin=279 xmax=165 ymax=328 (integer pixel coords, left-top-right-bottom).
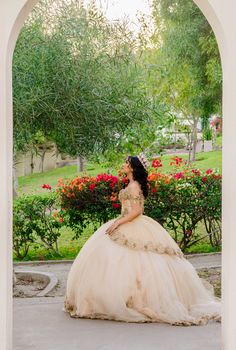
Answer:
xmin=63 ymin=215 xmax=221 ymax=326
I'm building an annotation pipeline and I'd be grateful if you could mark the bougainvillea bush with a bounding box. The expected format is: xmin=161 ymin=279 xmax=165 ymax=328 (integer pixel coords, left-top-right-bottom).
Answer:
xmin=56 ymin=173 xmax=128 ymax=239
xmin=146 ymin=157 xmax=222 ymax=250
xmin=57 ymin=156 xmax=221 ymax=250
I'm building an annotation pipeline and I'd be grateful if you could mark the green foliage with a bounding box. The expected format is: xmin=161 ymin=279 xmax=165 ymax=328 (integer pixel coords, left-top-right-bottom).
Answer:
xmin=13 ymin=192 xmax=63 ymax=259
xmin=203 ymin=126 xmax=213 ymax=140
xmin=13 ymin=0 xmax=155 ymax=158
xmin=13 ymin=197 xmax=36 ymax=259
xmin=140 ymin=0 xmax=223 ymax=161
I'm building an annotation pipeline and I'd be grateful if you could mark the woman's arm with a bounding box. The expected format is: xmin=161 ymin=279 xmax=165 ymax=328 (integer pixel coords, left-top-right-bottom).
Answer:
xmin=105 ymin=183 xmax=143 ymax=235
xmin=115 ymin=201 xmax=142 ymax=225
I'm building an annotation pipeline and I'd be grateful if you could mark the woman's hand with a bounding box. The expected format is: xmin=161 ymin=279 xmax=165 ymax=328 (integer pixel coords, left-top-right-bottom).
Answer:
xmin=105 ymin=220 xmax=120 ymax=235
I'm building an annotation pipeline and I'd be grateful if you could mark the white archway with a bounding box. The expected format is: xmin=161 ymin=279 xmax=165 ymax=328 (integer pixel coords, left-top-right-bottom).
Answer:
xmin=1 ymin=1 xmax=236 ymax=349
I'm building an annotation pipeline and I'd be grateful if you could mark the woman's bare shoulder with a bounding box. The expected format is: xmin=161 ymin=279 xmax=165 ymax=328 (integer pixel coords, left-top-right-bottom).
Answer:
xmin=128 ymin=181 xmax=142 ymax=193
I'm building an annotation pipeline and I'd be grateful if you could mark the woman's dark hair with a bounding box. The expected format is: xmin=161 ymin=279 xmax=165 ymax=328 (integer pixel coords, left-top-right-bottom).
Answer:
xmin=127 ymin=156 xmax=149 ymax=198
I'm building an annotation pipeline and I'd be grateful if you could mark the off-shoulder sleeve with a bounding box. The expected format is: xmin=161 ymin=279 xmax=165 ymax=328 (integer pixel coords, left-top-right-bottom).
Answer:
xmin=126 ymin=184 xmax=144 ymax=213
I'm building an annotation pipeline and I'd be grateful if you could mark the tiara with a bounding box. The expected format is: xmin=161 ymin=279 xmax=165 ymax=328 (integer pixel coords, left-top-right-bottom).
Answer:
xmin=137 ymin=152 xmax=150 ymax=170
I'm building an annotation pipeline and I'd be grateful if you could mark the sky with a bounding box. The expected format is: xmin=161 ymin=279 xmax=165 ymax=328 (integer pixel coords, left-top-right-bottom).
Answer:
xmin=85 ymin=0 xmax=152 ymax=32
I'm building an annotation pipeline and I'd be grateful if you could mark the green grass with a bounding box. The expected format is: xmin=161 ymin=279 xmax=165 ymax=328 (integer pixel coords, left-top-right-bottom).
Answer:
xmin=18 ymin=162 xmax=107 ymax=196
xmin=215 ymin=135 xmax=222 ymax=147
xmin=18 ymin=149 xmax=222 ymax=195
xmin=154 ymin=150 xmax=222 ymax=174
xmin=14 ymin=149 xmax=222 ymax=261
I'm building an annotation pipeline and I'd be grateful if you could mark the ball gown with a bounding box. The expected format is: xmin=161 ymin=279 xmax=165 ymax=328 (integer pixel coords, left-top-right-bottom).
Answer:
xmin=63 ymin=183 xmax=221 ymax=326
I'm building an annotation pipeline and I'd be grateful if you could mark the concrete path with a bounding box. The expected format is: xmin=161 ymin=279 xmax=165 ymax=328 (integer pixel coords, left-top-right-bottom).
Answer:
xmin=185 ymin=252 xmax=221 ymax=269
xmin=13 ymin=253 xmax=222 ymax=350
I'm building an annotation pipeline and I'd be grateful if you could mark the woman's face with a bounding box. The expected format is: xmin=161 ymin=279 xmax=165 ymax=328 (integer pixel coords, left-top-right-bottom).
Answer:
xmin=120 ymin=157 xmax=132 ymax=175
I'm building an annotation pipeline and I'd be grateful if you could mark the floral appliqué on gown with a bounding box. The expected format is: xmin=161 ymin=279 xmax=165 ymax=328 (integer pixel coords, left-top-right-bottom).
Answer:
xmin=63 ymin=184 xmax=221 ymax=326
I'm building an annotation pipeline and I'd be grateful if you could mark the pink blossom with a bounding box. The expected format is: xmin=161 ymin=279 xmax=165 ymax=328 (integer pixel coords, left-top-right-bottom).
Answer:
xmin=42 ymin=184 xmax=52 ymax=190
xmin=173 ymin=172 xmax=184 ymax=179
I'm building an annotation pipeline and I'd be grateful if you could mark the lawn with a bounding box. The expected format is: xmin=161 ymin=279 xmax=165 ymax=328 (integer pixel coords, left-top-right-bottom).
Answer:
xmin=18 ymin=162 xmax=107 ymax=196
xmin=18 ymin=149 xmax=222 ymax=195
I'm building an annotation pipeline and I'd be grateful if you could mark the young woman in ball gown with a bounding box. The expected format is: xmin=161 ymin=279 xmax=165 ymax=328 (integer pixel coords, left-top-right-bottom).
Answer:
xmin=63 ymin=155 xmax=221 ymax=326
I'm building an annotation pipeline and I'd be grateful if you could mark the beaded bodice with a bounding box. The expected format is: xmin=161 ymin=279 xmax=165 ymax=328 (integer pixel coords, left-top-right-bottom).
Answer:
xmin=118 ymin=185 xmax=145 ymax=217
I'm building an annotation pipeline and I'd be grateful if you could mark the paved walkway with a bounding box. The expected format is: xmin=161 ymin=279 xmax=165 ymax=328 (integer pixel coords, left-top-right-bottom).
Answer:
xmin=13 ymin=253 xmax=222 ymax=350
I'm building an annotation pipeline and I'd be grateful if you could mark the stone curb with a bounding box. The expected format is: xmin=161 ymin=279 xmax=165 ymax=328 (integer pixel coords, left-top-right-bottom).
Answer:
xmin=15 ymin=270 xmax=58 ymax=297
xmin=185 ymin=252 xmax=221 ymax=258
xmin=13 ymin=252 xmax=221 ymax=266
xmin=14 ymin=259 xmax=74 ymax=266
xmin=196 ymin=265 xmax=221 ymax=270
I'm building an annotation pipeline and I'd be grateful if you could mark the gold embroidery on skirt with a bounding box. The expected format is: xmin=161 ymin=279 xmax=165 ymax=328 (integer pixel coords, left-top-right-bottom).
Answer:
xmin=109 ymin=229 xmax=184 ymax=258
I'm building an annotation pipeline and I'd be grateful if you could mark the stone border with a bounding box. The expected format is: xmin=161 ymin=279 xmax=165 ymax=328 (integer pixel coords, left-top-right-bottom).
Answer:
xmin=14 ymin=259 xmax=74 ymax=266
xmin=184 ymin=252 xmax=221 ymax=258
xmin=13 ymin=252 xmax=222 ymax=266
xmin=15 ymin=270 xmax=58 ymax=297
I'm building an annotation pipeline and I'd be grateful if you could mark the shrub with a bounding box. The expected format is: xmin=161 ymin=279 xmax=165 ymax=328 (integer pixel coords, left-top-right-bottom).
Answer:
xmin=13 ymin=192 xmax=64 ymax=259
xmin=56 ymin=173 xmax=128 ymax=239
xmin=147 ymin=157 xmax=222 ymax=250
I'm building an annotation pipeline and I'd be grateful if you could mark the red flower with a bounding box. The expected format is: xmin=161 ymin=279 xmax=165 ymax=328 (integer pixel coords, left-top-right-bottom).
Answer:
xmin=191 ymin=169 xmax=200 ymax=176
xmin=96 ymin=173 xmax=119 ymax=186
xmin=152 ymin=159 xmax=162 ymax=168
xmin=88 ymin=183 xmax=96 ymax=191
xmin=151 ymin=187 xmax=157 ymax=193
xmin=213 ymin=174 xmax=222 ymax=179
xmin=112 ymin=203 xmax=121 ymax=209
xmin=121 ymin=176 xmax=129 ymax=184
xmin=58 ymin=217 xmax=63 ymax=223
xmin=42 ymin=184 xmax=52 ymax=190
xmin=174 ymin=172 xmax=184 ymax=179
xmin=206 ymin=168 xmax=213 ymax=175
xmin=202 ymin=176 xmax=207 ymax=182
xmin=170 ymin=156 xmax=183 ymax=166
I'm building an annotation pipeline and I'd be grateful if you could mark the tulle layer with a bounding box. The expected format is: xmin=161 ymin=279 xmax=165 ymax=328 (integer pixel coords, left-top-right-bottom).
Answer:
xmin=63 ymin=216 xmax=221 ymax=326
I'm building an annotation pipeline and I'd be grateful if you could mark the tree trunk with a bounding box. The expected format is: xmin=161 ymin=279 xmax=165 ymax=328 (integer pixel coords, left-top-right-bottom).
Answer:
xmin=191 ymin=117 xmax=198 ymax=162
xmin=39 ymin=146 xmax=47 ymax=173
xmin=187 ymin=131 xmax=192 ymax=165
xmin=30 ymin=151 xmax=34 ymax=174
xmin=77 ymin=155 xmax=85 ymax=172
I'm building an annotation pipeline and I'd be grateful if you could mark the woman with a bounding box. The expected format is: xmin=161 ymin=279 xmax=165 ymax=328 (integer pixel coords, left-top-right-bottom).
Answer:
xmin=63 ymin=154 xmax=221 ymax=326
